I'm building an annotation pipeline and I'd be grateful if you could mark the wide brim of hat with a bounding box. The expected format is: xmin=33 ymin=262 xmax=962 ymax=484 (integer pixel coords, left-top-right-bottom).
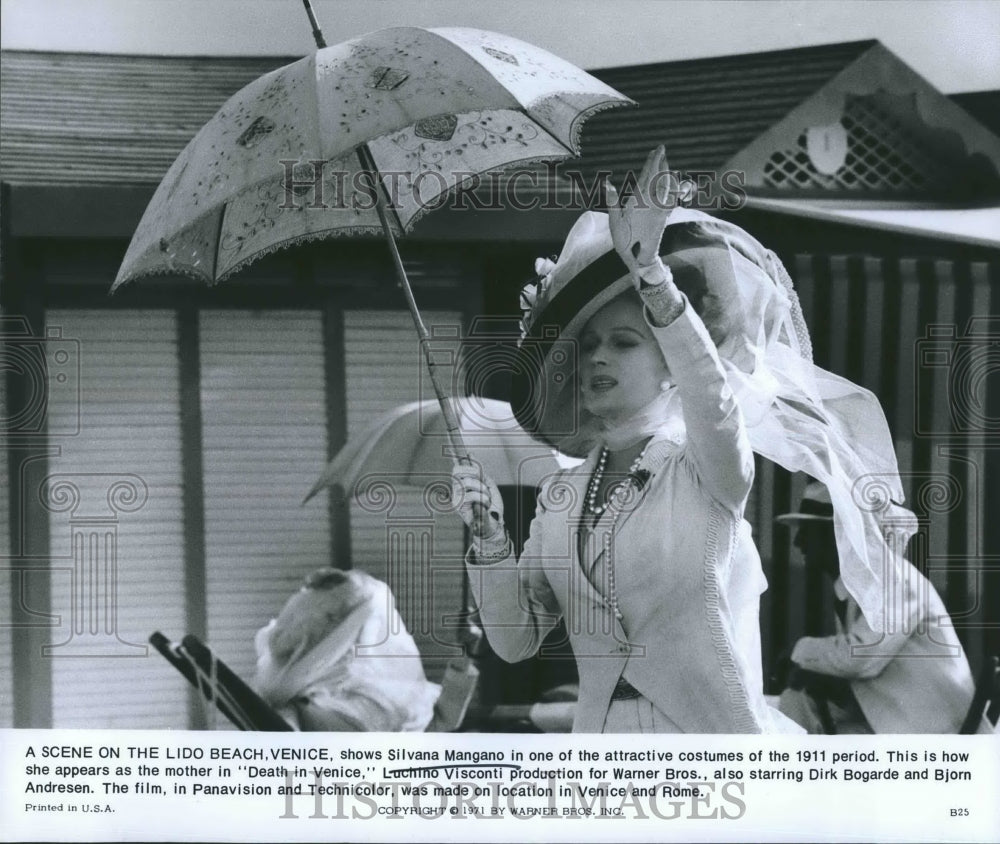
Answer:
xmin=510 ymin=251 xmax=634 ymax=457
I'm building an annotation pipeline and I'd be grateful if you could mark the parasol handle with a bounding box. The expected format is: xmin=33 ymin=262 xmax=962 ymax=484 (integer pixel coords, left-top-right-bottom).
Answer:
xmin=356 ymin=146 xmax=491 ymax=529
xmin=300 ymin=0 xmax=328 ymax=49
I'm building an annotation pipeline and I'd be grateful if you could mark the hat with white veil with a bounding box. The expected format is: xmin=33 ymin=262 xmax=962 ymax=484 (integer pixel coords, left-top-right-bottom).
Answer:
xmin=511 ymin=208 xmax=917 ymax=630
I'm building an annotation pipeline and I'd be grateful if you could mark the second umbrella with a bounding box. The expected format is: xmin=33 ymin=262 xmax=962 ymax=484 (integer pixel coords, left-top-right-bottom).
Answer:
xmin=303 ymin=397 xmax=578 ymax=504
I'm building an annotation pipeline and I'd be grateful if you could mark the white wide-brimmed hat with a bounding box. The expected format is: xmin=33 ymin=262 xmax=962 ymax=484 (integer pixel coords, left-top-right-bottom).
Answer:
xmin=775 ymin=481 xmax=835 ymax=524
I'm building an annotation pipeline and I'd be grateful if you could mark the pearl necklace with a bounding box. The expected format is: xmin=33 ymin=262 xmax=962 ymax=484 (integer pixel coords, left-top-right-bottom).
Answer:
xmin=584 ymin=444 xmax=648 ymax=518
xmin=584 ymin=443 xmax=651 ymax=621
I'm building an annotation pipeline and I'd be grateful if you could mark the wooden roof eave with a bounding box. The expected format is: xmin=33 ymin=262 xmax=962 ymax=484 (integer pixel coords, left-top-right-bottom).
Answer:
xmin=724 ymin=42 xmax=1000 ymax=189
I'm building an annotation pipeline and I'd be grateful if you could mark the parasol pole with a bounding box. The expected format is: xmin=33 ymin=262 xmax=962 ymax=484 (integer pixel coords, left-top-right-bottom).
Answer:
xmin=299 ymin=0 xmax=484 ymax=526
xmin=298 ymin=0 xmax=470 ymax=470
xmin=355 ymin=147 xmax=481 ymax=480
xmin=301 ymin=0 xmax=328 ymax=48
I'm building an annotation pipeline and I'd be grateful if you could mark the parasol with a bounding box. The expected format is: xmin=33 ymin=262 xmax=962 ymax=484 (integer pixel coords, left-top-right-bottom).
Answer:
xmin=302 ymin=397 xmax=578 ymax=504
xmin=112 ymin=11 xmax=632 ymax=474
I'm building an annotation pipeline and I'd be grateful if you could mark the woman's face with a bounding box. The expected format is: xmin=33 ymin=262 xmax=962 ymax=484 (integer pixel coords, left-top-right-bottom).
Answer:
xmin=579 ymin=294 xmax=670 ymax=423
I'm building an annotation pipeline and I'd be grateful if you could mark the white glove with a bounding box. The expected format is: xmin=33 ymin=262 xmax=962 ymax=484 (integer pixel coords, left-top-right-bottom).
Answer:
xmin=450 ymin=462 xmax=507 ymax=548
xmin=606 ymin=145 xmax=683 ymax=276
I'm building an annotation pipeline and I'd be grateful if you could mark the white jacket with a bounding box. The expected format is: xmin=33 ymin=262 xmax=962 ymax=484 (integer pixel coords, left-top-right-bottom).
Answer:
xmin=468 ymin=304 xmax=794 ymax=732
xmin=791 ymin=569 xmax=984 ymax=733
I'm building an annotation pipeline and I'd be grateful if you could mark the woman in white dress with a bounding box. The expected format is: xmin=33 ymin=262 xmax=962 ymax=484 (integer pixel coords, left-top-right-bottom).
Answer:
xmin=453 ymin=147 xmax=914 ymax=733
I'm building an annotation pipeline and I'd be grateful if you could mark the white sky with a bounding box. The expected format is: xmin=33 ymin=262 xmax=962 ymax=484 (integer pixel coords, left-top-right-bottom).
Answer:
xmin=1 ymin=0 xmax=998 ymax=93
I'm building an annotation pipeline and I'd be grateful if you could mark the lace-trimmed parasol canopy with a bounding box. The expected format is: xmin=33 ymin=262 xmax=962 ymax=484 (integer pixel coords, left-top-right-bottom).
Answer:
xmin=112 ymin=21 xmax=632 ymax=481
xmin=112 ymin=26 xmax=632 ymax=289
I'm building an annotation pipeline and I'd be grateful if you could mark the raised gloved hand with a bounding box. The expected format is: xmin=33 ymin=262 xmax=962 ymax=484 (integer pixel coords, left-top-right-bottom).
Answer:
xmin=606 ymin=146 xmax=689 ymax=326
xmin=606 ymin=145 xmax=685 ymax=279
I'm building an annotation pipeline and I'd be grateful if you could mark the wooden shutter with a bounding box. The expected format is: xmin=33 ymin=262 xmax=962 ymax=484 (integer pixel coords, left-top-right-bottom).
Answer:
xmin=200 ymin=310 xmax=330 ymax=693
xmin=44 ymin=309 xmax=188 ymax=728
xmin=343 ymin=310 xmax=467 ymax=682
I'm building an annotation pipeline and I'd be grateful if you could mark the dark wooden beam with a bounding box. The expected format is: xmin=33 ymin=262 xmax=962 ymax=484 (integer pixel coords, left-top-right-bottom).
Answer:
xmin=176 ymin=303 xmax=208 ymax=729
xmin=322 ymin=295 xmax=351 ymax=570
xmin=1 ymin=188 xmax=55 ymax=727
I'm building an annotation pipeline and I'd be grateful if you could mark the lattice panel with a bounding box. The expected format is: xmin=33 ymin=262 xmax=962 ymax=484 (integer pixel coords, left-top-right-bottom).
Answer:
xmin=764 ymin=94 xmax=951 ymax=192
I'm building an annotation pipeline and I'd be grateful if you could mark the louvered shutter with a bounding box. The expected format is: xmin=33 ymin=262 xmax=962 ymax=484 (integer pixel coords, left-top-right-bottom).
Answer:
xmin=201 ymin=310 xmax=330 ymax=694
xmin=44 ymin=309 xmax=188 ymax=728
xmin=0 ymin=368 xmax=12 ymax=727
xmin=343 ymin=310 xmax=467 ymax=682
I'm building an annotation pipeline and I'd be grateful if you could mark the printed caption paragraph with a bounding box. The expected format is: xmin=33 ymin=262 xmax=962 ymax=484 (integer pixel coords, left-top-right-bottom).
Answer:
xmin=3 ymin=730 xmax=999 ymax=842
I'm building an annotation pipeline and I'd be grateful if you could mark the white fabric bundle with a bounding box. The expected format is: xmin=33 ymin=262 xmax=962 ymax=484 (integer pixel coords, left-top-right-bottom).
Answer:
xmin=254 ymin=568 xmax=440 ymax=732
